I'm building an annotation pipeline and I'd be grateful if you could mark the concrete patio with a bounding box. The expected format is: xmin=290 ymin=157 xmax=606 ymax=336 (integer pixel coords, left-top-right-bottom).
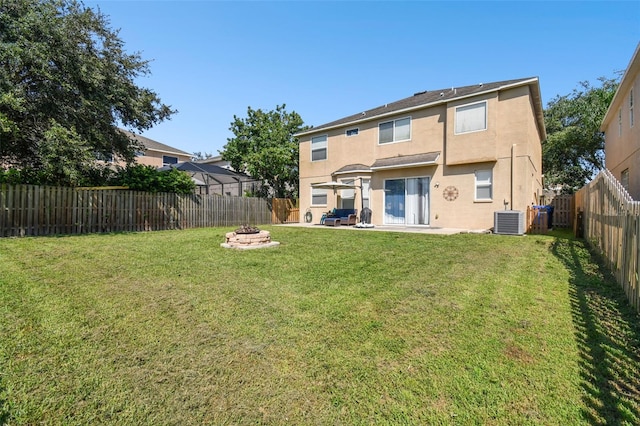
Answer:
xmin=274 ymin=222 xmax=490 ymax=236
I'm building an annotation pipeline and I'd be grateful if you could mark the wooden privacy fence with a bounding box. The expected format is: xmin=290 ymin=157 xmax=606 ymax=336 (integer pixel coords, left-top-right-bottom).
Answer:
xmin=550 ymin=194 xmax=573 ymax=228
xmin=575 ymin=169 xmax=640 ymax=312
xmin=0 ymin=184 xmax=271 ymax=237
xmin=526 ymin=206 xmax=548 ymax=234
xmin=270 ymin=198 xmax=299 ymax=224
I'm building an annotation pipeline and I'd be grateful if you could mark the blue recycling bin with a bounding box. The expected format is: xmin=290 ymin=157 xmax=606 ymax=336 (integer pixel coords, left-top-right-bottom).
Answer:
xmin=532 ymin=205 xmax=554 ymax=229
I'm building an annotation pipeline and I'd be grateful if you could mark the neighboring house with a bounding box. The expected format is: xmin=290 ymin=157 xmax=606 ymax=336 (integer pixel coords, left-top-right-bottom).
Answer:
xmin=158 ymin=161 xmax=262 ymax=196
xmin=602 ymin=43 xmax=640 ymax=200
xmin=297 ymin=77 xmax=546 ymax=230
xmin=102 ymin=130 xmax=192 ymax=168
xmin=197 ymin=155 xmax=234 ymax=170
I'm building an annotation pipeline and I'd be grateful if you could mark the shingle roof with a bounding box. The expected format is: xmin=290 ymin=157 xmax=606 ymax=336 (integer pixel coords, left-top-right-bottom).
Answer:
xmin=297 ymin=77 xmax=545 ymax=139
xmin=333 ymin=163 xmax=372 ymax=174
xmin=370 ymin=152 xmax=440 ymax=170
xmin=601 ymin=42 xmax=640 ymax=130
xmin=158 ymin=161 xmax=254 ymax=184
xmin=121 ymin=130 xmax=191 ymax=156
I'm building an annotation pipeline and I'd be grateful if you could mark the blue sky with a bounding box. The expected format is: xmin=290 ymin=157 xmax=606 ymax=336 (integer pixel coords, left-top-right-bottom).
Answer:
xmin=84 ymin=0 xmax=640 ymax=157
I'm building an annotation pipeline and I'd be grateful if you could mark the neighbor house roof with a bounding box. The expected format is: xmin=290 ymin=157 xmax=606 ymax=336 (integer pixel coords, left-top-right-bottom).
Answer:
xmin=296 ymin=77 xmax=546 ymax=140
xmin=158 ymin=161 xmax=254 ymax=184
xmin=121 ymin=130 xmax=191 ymax=156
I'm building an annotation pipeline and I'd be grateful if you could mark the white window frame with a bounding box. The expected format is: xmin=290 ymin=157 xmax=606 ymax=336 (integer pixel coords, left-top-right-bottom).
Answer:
xmin=455 ymin=101 xmax=487 ymax=134
xmin=361 ymin=178 xmax=371 ymax=209
xmin=340 ymin=179 xmax=355 ymax=200
xmin=311 ymin=135 xmax=328 ymax=162
xmin=311 ymin=187 xmax=327 ymax=206
xmin=474 ymin=169 xmax=493 ymax=201
xmin=378 ymin=117 xmax=411 ymax=144
xmin=162 ymin=155 xmax=178 ymax=166
xmin=346 ymin=128 xmax=359 ymax=137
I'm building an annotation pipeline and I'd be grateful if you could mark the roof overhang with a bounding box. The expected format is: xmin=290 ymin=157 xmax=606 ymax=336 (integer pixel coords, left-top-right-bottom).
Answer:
xmin=333 ymin=169 xmax=372 ymax=176
xmin=296 ymin=78 xmax=545 ymax=139
xmin=370 ymin=152 xmax=440 ymax=171
xmin=601 ymin=42 xmax=640 ymax=131
xmin=311 ymin=181 xmax=357 ymax=190
xmin=332 ymin=163 xmax=372 ymax=176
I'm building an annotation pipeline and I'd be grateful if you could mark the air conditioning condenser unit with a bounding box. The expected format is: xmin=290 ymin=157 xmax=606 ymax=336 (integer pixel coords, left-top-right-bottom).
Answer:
xmin=494 ymin=210 xmax=525 ymax=235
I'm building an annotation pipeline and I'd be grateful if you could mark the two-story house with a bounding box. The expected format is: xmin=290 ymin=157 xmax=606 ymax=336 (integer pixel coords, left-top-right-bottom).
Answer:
xmin=120 ymin=130 xmax=192 ymax=167
xmin=602 ymin=43 xmax=640 ymax=200
xmin=297 ymin=77 xmax=546 ymax=230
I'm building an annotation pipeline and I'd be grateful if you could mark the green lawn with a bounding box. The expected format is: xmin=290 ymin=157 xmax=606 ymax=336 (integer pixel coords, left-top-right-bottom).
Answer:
xmin=1 ymin=226 xmax=638 ymax=425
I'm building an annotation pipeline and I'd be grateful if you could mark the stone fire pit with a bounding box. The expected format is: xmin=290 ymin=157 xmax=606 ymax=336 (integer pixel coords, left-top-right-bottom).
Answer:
xmin=221 ymin=225 xmax=280 ymax=250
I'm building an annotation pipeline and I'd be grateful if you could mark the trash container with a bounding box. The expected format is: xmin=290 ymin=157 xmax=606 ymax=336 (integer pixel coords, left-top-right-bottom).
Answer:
xmin=545 ymin=205 xmax=554 ymax=229
xmin=531 ymin=205 xmax=549 ymax=230
xmin=360 ymin=207 xmax=372 ymax=224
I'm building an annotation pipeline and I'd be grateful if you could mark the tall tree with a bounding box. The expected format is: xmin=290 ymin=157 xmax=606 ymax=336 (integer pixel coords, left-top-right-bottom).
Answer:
xmin=0 ymin=0 xmax=175 ymax=185
xmin=542 ymin=77 xmax=619 ymax=193
xmin=222 ymin=104 xmax=308 ymax=198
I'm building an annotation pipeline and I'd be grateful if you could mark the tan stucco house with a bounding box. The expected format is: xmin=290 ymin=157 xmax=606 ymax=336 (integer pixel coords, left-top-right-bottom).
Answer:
xmin=101 ymin=130 xmax=192 ymax=168
xmin=602 ymin=43 xmax=640 ymax=200
xmin=297 ymin=77 xmax=546 ymax=230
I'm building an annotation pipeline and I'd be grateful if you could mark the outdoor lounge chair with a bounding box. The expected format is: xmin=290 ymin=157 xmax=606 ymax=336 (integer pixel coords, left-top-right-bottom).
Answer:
xmin=328 ymin=209 xmax=357 ymax=226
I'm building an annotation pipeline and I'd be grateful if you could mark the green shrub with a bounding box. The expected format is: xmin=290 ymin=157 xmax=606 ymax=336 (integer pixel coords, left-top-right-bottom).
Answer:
xmin=117 ymin=164 xmax=195 ymax=194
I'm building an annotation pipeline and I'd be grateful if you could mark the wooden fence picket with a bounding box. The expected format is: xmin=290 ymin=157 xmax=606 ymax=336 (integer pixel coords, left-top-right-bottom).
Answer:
xmin=575 ymin=169 xmax=640 ymax=313
xmin=0 ymin=184 xmax=272 ymax=237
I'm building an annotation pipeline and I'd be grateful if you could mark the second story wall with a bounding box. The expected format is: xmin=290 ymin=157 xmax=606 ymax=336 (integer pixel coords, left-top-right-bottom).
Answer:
xmin=445 ymin=85 xmax=542 ymax=168
xmin=603 ymin=45 xmax=640 ymax=198
xmin=299 ymin=105 xmax=446 ymax=179
xmin=300 ymin=83 xmax=543 ymax=180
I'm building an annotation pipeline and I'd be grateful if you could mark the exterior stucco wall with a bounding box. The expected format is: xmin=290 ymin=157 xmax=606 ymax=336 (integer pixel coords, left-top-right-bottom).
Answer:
xmin=604 ymin=70 xmax=640 ymax=200
xmin=445 ymin=93 xmax=498 ymax=165
xmin=299 ymin=82 xmax=543 ymax=230
xmin=109 ymin=150 xmax=192 ymax=168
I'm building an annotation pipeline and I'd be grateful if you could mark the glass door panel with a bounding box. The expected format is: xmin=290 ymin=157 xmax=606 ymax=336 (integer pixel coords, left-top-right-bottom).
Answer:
xmin=384 ymin=179 xmax=405 ymax=224
xmin=406 ymin=177 xmax=429 ymax=225
xmin=384 ymin=177 xmax=429 ymax=225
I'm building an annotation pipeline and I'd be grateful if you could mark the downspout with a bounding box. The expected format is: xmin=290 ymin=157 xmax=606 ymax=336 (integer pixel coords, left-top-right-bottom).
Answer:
xmin=511 ymin=144 xmax=516 ymax=210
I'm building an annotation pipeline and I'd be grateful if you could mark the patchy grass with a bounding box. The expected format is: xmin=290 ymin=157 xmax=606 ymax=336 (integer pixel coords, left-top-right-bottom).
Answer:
xmin=0 ymin=227 xmax=638 ymax=424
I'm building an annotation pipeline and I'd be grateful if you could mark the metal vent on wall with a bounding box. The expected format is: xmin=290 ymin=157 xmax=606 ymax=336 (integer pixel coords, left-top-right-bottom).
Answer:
xmin=494 ymin=211 xmax=525 ymax=235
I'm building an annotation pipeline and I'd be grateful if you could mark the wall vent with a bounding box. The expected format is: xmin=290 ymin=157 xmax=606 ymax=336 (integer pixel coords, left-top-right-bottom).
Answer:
xmin=494 ymin=211 xmax=525 ymax=235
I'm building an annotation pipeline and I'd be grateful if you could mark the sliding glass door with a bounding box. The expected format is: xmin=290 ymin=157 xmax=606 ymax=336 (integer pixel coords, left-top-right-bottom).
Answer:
xmin=384 ymin=177 xmax=430 ymax=225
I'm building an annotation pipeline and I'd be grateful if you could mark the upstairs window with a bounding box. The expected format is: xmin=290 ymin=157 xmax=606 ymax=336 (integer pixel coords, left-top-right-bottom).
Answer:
xmin=475 ymin=169 xmax=492 ymax=201
xmin=163 ymin=155 xmax=178 ymax=166
xmin=311 ymin=135 xmax=327 ymax=161
xmin=621 ymin=169 xmax=630 ymax=192
xmin=630 ymin=89 xmax=634 ymax=128
xmin=618 ymin=108 xmax=623 ymax=136
xmin=346 ymin=128 xmax=359 ymax=137
xmin=456 ymin=101 xmax=487 ymax=134
xmin=379 ymin=117 xmax=411 ymax=144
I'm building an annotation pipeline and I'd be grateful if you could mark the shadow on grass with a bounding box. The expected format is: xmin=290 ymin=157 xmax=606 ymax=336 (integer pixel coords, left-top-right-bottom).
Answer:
xmin=550 ymin=230 xmax=640 ymax=424
xmin=0 ymin=376 xmax=8 ymax=425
